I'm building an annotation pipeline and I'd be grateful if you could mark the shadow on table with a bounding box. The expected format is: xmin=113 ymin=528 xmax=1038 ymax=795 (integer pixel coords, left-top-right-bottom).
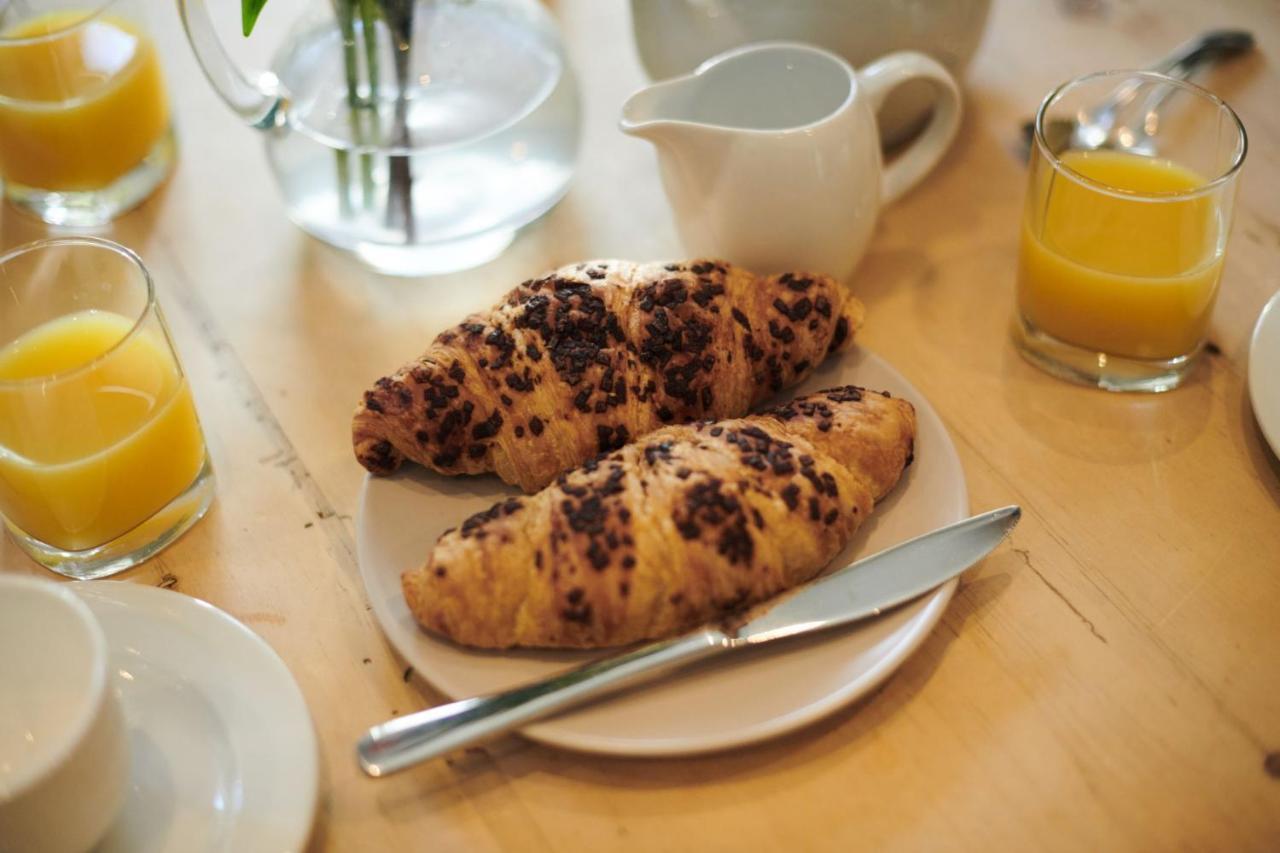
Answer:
xmin=368 ymin=564 xmax=1012 ymax=820
xmin=1239 ymin=375 xmax=1280 ymax=508
xmin=999 ymin=341 xmax=1216 ymax=464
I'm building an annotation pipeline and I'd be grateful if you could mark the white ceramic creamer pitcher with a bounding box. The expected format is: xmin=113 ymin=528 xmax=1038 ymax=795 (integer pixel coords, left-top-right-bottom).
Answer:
xmin=620 ymin=43 xmax=961 ymax=281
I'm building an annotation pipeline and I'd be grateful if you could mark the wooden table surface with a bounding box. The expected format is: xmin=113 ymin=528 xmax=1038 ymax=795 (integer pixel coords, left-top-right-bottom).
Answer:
xmin=3 ymin=0 xmax=1279 ymax=849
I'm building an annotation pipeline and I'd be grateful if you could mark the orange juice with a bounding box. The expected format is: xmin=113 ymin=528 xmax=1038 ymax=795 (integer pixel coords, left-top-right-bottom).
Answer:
xmin=0 ymin=311 xmax=205 ymax=551
xmin=0 ymin=10 xmax=169 ymax=190
xmin=1017 ymin=150 xmax=1222 ymax=359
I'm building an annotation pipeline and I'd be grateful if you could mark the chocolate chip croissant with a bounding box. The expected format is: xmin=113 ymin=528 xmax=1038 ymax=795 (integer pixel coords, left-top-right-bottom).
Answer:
xmin=402 ymin=385 xmax=915 ymax=649
xmin=353 ymin=260 xmax=864 ymax=493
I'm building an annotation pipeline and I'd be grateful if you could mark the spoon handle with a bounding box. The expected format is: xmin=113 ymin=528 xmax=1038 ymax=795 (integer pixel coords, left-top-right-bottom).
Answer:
xmin=1083 ymin=29 xmax=1254 ymax=136
xmin=1157 ymin=29 xmax=1255 ymax=81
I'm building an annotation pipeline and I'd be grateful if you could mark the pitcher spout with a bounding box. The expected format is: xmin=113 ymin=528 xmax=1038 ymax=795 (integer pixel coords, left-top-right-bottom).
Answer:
xmin=619 ymin=75 xmax=707 ymax=144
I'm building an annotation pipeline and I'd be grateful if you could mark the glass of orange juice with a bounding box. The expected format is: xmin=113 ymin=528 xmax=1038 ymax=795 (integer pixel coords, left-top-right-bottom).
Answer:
xmin=0 ymin=237 xmax=213 ymax=579
xmin=1014 ymin=70 xmax=1246 ymax=392
xmin=0 ymin=1 xmax=173 ymax=226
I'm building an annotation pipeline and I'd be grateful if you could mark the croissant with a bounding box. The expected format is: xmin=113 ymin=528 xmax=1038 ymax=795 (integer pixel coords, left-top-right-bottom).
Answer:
xmin=402 ymin=385 xmax=916 ymax=649
xmin=353 ymin=259 xmax=864 ymax=493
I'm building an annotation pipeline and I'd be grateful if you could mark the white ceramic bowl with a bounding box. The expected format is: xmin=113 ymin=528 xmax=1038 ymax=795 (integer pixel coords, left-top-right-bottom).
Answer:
xmin=0 ymin=577 xmax=129 ymax=853
xmin=630 ymin=0 xmax=991 ymax=146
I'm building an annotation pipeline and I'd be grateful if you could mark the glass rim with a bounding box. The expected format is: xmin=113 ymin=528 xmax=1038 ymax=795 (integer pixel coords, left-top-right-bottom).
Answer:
xmin=0 ymin=236 xmax=156 ymax=389
xmin=0 ymin=0 xmax=117 ymax=45
xmin=1034 ymin=69 xmax=1248 ymax=202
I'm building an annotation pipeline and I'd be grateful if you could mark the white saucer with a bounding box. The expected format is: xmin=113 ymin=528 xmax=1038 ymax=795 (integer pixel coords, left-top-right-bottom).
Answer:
xmin=1249 ymin=290 xmax=1280 ymax=457
xmin=357 ymin=348 xmax=968 ymax=756
xmin=70 ymin=582 xmax=318 ymax=852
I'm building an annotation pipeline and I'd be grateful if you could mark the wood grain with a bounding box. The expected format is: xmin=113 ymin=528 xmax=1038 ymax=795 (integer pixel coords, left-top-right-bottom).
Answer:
xmin=2 ymin=0 xmax=1278 ymax=849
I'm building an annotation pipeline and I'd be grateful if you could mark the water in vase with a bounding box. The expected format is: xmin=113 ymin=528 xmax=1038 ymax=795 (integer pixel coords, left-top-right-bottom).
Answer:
xmin=267 ymin=1 xmax=579 ymax=275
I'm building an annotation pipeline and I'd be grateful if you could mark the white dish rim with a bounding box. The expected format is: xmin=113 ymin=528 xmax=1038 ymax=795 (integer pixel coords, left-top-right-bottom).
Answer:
xmin=357 ymin=348 xmax=968 ymax=756
xmin=69 ymin=581 xmax=320 ymax=851
xmin=1249 ymin=289 xmax=1280 ymax=457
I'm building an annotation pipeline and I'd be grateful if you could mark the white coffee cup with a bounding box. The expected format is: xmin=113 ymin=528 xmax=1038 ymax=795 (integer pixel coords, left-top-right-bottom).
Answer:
xmin=620 ymin=42 xmax=962 ymax=281
xmin=0 ymin=577 xmax=129 ymax=853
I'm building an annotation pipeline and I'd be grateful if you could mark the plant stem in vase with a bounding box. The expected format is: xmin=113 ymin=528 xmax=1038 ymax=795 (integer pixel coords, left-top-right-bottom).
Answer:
xmin=332 ymin=0 xmax=359 ymax=217
xmin=357 ymin=0 xmax=381 ymax=210
xmin=380 ymin=0 xmax=417 ymax=244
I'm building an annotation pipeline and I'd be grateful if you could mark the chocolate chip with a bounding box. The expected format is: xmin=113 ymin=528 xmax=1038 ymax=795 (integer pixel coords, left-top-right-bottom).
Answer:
xmin=471 ymin=410 xmax=503 ymax=440
xmin=829 ymin=316 xmax=849 ymax=351
xmin=562 ymin=603 xmax=592 ymax=625
xmin=505 ymin=372 xmax=533 ymax=393
xmin=768 ymin=320 xmax=796 ymax=344
xmin=586 ymin=540 xmax=609 ymax=570
xmin=432 ymin=448 xmax=461 ymax=467
xmin=717 ymin=523 xmax=753 ymax=564
xmin=825 ymin=386 xmax=864 ymax=403
xmin=564 ymin=495 xmax=606 ymax=535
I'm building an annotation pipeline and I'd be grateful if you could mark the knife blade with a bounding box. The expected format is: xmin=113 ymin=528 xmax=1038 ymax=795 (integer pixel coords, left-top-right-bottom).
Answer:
xmin=358 ymin=505 xmax=1020 ymax=776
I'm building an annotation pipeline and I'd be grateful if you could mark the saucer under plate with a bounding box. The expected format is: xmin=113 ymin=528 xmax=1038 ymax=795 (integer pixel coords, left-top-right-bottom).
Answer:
xmin=70 ymin=582 xmax=318 ymax=852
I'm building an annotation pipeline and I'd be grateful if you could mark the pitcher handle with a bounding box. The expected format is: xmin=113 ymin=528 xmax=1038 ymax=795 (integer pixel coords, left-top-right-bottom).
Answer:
xmin=176 ymin=0 xmax=288 ymax=129
xmin=858 ymin=51 xmax=962 ymax=205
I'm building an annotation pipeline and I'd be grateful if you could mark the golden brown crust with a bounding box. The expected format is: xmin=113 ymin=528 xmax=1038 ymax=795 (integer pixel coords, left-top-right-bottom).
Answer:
xmin=353 ymin=260 xmax=864 ymax=492
xmin=401 ymin=385 xmax=915 ymax=649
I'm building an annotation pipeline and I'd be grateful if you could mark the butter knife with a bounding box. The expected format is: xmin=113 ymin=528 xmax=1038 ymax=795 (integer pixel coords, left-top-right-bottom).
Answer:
xmin=358 ymin=505 xmax=1020 ymax=776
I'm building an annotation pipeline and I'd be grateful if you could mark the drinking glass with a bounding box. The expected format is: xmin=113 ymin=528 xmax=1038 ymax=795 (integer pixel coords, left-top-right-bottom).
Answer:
xmin=0 ymin=0 xmax=175 ymax=226
xmin=0 ymin=238 xmax=213 ymax=579
xmin=1013 ymin=70 xmax=1246 ymax=392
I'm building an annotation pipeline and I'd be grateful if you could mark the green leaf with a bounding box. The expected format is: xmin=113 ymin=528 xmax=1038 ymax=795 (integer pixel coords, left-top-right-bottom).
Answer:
xmin=242 ymin=0 xmax=269 ymax=36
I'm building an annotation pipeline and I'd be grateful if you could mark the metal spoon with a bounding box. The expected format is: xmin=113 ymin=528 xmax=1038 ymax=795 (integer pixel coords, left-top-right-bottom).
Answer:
xmin=1019 ymin=29 xmax=1254 ymax=160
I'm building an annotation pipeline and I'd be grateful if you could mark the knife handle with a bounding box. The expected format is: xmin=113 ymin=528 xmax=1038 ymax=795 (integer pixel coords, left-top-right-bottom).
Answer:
xmin=357 ymin=628 xmax=727 ymax=776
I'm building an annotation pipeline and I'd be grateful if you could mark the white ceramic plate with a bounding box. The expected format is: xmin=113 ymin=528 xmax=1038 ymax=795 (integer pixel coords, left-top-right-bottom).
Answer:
xmin=357 ymin=348 xmax=968 ymax=756
xmin=70 ymin=582 xmax=318 ymax=853
xmin=1249 ymin=290 xmax=1280 ymax=457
